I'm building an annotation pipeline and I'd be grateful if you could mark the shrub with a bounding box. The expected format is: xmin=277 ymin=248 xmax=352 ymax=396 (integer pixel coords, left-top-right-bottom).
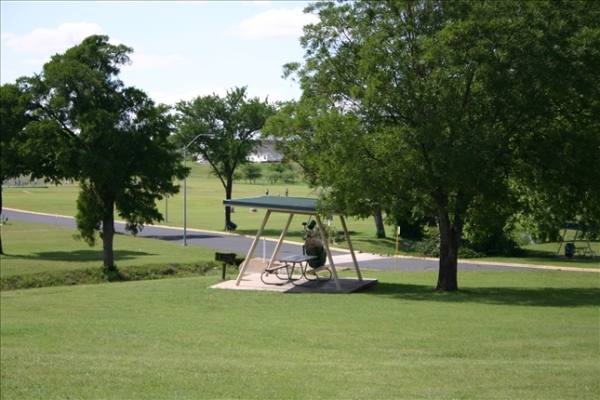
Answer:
xmin=241 ymin=164 xmax=262 ymax=183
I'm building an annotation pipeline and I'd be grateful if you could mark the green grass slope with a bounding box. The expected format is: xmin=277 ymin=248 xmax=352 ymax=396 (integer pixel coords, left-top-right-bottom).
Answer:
xmin=2 ymin=271 xmax=599 ymax=399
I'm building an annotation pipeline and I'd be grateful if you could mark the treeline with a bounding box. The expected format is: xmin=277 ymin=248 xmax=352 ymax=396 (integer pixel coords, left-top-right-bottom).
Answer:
xmin=235 ymin=163 xmax=301 ymax=185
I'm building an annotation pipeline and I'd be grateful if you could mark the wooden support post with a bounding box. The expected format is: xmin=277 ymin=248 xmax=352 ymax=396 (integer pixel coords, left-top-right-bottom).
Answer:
xmin=235 ymin=210 xmax=271 ymax=286
xmin=315 ymin=214 xmax=341 ymax=290
xmin=340 ymin=215 xmax=362 ymax=281
xmin=266 ymin=213 xmax=294 ymax=271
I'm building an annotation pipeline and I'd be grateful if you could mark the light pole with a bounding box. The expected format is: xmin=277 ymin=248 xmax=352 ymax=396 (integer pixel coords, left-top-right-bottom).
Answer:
xmin=183 ymin=133 xmax=209 ymax=246
xmin=164 ymin=196 xmax=168 ymax=222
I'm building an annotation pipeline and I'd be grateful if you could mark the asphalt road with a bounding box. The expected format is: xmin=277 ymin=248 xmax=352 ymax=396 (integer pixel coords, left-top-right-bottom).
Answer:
xmin=3 ymin=208 xmax=533 ymax=272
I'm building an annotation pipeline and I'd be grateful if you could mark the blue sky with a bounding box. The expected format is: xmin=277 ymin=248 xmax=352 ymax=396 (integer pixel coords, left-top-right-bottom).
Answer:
xmin=1 ymin=0 xmax=316 ymax=104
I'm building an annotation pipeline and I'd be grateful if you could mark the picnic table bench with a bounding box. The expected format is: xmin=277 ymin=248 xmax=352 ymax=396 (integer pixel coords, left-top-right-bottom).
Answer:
xmin=260 ymin=254 xmax=332 ymax=285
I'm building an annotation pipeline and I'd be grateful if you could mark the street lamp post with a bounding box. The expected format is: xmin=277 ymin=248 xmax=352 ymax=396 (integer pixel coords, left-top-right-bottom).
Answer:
xmin=183 ymin=133 xmax=209 ymax=246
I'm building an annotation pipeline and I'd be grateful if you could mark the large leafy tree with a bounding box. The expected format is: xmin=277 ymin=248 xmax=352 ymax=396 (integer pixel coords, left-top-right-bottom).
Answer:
xmin=20 ymin=35 xmax=187 ymax=270
xmin=265 ymin=100 xmax=394 ymax=238
xmin=266 ymin=0 xmax=600 ymax=290
xmin=0 ymin=83 xmax=33 ymax=254
xmin=175 ymin=87 xmax=273 ymax=230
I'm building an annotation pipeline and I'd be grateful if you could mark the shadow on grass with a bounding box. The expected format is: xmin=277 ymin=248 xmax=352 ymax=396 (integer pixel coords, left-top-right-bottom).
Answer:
xmin=8 ymin=249 xmax=154 ymax=262
xmin=368 ymin=282 xmax=600 ymax=307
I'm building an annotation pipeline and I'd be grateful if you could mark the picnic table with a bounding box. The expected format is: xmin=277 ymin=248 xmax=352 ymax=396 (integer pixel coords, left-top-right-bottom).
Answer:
xmin=260 ymin=254 xmax=331 ymax=285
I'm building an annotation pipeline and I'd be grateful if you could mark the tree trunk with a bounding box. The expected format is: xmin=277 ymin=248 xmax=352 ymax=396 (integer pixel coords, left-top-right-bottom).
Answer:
xmin=102 ymin=202 xmax=115 ymax=270
xmin=437 ymin=211 xmax=461 ymax=291
xmin=373 ymin=206 xmax=386 ymax=239
xmin=0 ymin=183 xmax=3 ymax=255
xmin=224 ymin=177 xmax=233 ymax=230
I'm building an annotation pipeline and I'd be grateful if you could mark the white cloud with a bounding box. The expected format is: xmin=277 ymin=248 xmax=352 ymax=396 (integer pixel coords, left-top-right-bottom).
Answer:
xmin=148 ymin=82 xmax=300 ymax=106
xmin=22 ymin=58 xmax=49 ymax=66
xmin=230 ymin=1 xmax=276 ymax=6
xmin=232 ymin=7 xmax=318 ymax=39
xmin=89 ymin=0 xmax=209 ymax=5
xmin=246 ymin=1 xmax=273 ymax=6
xmin=1 ymin=32 xmax=14 ymax=41
xmin=127 ymin=52 xmax=188 ymax=69
xmin=1 ymin=22 xmax=105 ymax=55
xmin=148 ymin=86 xmax=228 ymax=106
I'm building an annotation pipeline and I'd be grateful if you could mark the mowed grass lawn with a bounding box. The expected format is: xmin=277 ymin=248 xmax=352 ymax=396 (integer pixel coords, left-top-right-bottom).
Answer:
xmin=1 ymin=270 xmax=599 ymax=399
xmin=0 ymin=220 xmax=214 ymax=278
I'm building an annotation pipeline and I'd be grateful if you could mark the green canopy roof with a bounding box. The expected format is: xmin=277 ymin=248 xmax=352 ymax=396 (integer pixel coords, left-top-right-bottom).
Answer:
xmin=223 ymin=196 xmax=319 ymax=213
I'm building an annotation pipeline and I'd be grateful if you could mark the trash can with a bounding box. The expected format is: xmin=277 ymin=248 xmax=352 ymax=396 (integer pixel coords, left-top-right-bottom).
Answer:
xmin=215 ymin=252 xmax=237 ymax=280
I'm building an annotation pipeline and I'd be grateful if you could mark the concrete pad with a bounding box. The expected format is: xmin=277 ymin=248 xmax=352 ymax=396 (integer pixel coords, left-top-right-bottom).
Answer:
xmin=330 ymin=252 xmax=385 ymax=264
xmin=211 ymin=273 xmax=377 ymax=294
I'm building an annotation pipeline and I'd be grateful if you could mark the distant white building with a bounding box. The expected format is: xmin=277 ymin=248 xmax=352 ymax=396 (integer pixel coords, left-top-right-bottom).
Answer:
xmin=195 ymin=139 xmax=283 ymax=164
xmin=247 ymin=139 xmax=283 ymax=163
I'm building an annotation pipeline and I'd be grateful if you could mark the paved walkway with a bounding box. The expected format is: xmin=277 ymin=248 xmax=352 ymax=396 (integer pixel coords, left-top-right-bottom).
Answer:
xmin=4 ymin=208 xmax=597 ymax=273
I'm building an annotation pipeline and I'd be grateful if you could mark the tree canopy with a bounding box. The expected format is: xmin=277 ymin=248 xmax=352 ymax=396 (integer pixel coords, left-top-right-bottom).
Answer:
xmin=19 ymin=35 xmax=187 ymax=269
xmin=265 ymin=0 xmax=600 ymax=290
xmin=0 ymin=83 xmax=34 ymax=254
xmin=175 ymin=87 xmax=273 ymax=230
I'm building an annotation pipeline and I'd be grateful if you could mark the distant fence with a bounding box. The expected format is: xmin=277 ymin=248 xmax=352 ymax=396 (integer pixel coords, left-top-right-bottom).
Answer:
xmin=2 ymin=175 xmax=75 ymax=187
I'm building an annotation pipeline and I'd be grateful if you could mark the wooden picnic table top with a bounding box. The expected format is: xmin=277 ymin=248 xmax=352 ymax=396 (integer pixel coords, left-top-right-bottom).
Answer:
xmin=279 ymin=254 xmax=317 ymax=263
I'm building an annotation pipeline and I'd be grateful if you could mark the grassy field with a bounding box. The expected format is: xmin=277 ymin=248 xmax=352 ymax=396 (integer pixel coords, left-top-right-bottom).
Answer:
xmin=2 ymin=163 xmax=331 ymax=233
xmin=3 ymin=163 xmax=599 ymax=268
xmin=2 ymin=164 xmax=403 ymax=258
xmin=1 ymin=211 xmax=598 ymax=398
xmin=0 ymin=220 xmax=215 ymax=278
xmin=2 ymin=270 xmax=599 ymax=399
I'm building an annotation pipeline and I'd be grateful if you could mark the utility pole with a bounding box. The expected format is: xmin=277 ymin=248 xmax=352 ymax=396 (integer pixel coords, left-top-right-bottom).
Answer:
xmin=182 ymin=133 xmax=210 ymax=246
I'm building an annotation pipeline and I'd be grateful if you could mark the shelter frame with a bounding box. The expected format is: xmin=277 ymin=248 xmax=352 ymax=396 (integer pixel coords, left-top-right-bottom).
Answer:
xmin=223 ymin=196 xmax=363 ymax=291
